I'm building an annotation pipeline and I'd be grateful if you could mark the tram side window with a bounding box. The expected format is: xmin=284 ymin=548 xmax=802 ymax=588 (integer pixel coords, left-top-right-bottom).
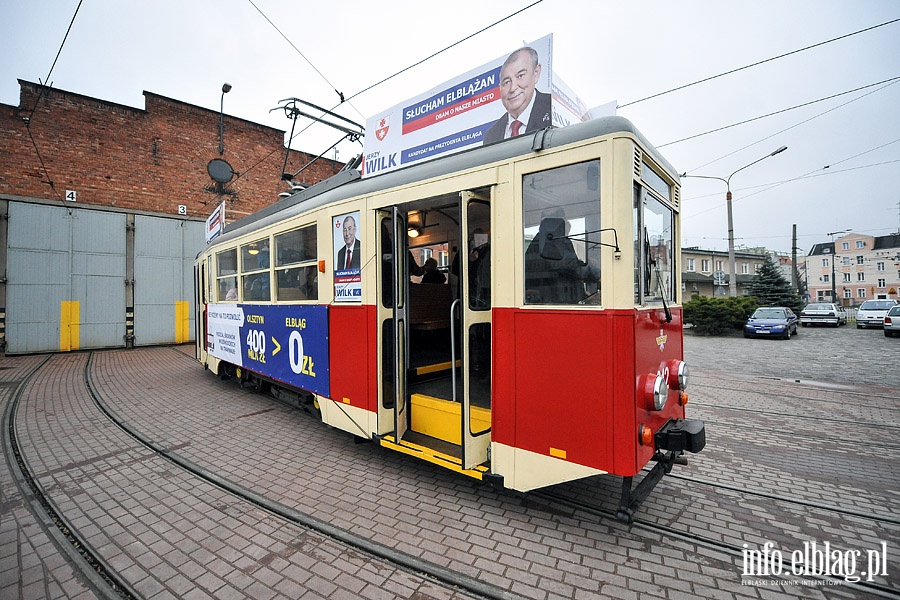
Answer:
xmin=275 ymin=225 xmax=318 ymax=301
xmin=241 ymin=238 xmax=271 ymax=301
xmin=216 ymin=248 xmax=238 ymax=301
xmin=523 ymin=161 xmax=601 ymax=305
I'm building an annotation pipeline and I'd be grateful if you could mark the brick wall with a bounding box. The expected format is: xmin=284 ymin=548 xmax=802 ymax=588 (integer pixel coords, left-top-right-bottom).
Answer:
xmin=0 ymin=80 xmax=343 ymax=221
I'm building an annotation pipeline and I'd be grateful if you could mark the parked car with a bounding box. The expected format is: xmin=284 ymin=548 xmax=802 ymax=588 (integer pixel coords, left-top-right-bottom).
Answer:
xmin=855 ymin=299 xmax=899 ymax=329
xmin=744 ymin=307 xmax=798 ymax=339
xmin=884 ymin=305 xmax=900 ymax=337
xmin=799 ymin=302 xmax=847 ymax=327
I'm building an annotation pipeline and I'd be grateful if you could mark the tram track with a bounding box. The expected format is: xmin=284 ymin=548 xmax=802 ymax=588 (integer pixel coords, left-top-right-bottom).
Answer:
xmin=665 ymin=472 xmax=900 ymax=526
xmin=691 ymin=372 xmax=900 ymax=405
xmin=536 ymin=487 xmax=900 ymax=599
xmin=697 ymin=416 xmax=900 ymax=452
xmin=689 ymin=401 xmax=900 ymax=430
xmin=81 ymin=352 xmax=521 ymax=600
xmin=2 ymin=354 xmax=135 ymax=599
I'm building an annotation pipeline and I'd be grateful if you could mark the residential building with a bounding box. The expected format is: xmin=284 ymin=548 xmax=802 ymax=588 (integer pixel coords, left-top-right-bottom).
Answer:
xmin=682 ymin=246 xmax=769 ymax=298
xmin=806 ymin=232 xmax=900 ymax=305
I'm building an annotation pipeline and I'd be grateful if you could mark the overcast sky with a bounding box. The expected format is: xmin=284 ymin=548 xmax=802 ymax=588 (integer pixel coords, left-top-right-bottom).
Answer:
xmin=2 ymin=0 xmax=898 ymax=255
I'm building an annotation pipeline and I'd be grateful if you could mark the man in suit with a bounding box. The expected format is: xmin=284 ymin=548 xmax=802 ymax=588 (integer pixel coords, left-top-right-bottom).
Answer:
xmin=483 ymin=46 xmax=552 ymax=144
xmin=336 ymin=215 xmax=361 ymax=270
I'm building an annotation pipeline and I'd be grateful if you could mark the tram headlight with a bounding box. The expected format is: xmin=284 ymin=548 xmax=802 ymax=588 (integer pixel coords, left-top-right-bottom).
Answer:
xmin=663 ymin=359 xmax=689 ymax=390
xmin=640 ymin=372 xmax=669 ymax=411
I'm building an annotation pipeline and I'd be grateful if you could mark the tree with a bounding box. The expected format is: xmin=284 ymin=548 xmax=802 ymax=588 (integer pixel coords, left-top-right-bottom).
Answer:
xmin=684 ymin=295 xmax=758 ymax=335
xmin=746 ymin=254 xmax=803 ymax=313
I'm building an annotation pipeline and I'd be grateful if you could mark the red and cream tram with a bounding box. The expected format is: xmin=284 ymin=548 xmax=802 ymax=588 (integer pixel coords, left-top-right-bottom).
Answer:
xmin=195 ymin=116 xmax=705 ymax=522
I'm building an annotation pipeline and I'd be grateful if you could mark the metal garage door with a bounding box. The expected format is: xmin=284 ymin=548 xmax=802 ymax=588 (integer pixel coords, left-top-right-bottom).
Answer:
xmin=133 ymin=215 xmax=205 ymax=345
xmin=6 ymin=202 xmax=126 ymax=353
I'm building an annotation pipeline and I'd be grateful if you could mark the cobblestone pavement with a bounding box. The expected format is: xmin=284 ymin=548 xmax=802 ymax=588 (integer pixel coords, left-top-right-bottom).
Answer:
xmin=0 ymin=333 xmax=897 ymax=600
xmin=684 ymin=322 xmax=900 ymax=388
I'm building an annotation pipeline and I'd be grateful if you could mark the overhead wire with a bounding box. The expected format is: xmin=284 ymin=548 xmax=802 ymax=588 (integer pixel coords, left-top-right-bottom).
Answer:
xmin=235 ymin=0 xmax=543 ymax=183
xmin=23 ymin=0 xmax=84 ymax=201
xmin=681 ymin=79 xmax=900 ymax=173
xmin=617 ymin=17 xmax=900 ymax=109
xmin=661 ymin=76 xmax=900 ymax=150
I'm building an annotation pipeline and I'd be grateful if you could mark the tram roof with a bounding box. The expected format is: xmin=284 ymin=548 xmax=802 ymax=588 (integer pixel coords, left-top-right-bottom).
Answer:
xmin=208 ymin=115 xmax=677 ymax=250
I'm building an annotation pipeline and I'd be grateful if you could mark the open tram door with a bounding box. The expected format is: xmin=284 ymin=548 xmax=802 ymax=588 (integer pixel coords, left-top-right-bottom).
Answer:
xmin=375 ymin=192 xmax=492 ymax=475
xmin=376 ymin=207 xmax=410 ymax=442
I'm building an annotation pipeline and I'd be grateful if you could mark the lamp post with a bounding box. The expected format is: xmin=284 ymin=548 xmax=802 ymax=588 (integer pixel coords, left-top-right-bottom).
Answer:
xmin=682 ymin=145 xmax=787 ymax=297
xmin=827 ymin=229 xmax=852 ymax=304
xmin=218 ymin=83 xmax=232 ymax=156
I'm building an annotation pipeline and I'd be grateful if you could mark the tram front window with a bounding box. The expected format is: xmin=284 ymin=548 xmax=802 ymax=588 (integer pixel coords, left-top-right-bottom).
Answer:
xmin=523 ymin=161 xmax=601 ymax=305
xmin=635 ymin=187 xmax=674 ymax=304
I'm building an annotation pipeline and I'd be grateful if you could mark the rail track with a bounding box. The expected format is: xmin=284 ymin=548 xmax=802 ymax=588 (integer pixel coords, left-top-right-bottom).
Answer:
xmin=3 ymin=352 xmax=510 ymax=600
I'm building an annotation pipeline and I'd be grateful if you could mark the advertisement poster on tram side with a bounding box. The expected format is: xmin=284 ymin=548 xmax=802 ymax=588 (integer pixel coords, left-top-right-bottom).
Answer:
xmin=333 ymin=211 xmax=362 ymax=302
xmin=362 ymin=34 xmax=555 ymax=178
xmin=206 ymin=303 xmax=330 ymax=397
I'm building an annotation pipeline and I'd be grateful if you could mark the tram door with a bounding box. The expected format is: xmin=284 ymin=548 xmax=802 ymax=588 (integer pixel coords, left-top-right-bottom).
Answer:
xmin=376 ymin=194 xmax=492 ymax=470
xmin=458 ymin=193 xmax=492 ymax=469
xmin=376 ymin=207 xmax=409 ymax=440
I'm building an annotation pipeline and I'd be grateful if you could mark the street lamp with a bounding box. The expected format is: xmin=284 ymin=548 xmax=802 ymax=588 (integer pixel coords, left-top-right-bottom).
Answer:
xmin=218 ymin=83 xmax=232 ymax=156
xmin=827 ymin=228 xmax=852 ymax=303
xmin=682 ymin=145 xmax=787 ymax=297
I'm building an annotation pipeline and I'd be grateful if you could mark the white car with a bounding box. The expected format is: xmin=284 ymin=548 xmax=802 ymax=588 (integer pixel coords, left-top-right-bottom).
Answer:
xmin=799 ymin=302 xmax=847 ymax=327
xmin=856 ymin=299 xmax=899 ymax=329
xmin=884 ymin=306 xmax=900 ymax=338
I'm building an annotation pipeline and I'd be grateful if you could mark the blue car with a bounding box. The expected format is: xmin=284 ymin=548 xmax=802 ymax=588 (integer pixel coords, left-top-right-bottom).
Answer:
xmin=744 ymin=307 xmax=798 ymax=339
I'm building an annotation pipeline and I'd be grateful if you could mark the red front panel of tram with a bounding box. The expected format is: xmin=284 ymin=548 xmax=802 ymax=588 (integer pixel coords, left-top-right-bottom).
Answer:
xmin=493 ymin=307 xmax=685 ymax=477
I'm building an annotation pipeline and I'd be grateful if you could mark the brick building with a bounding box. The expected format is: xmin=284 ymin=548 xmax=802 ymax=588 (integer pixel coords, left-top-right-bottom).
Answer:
xmin=0 ymin=80 xmax=344 ymax=353
xmin=1 ymin=79 xmax=342 ymax=221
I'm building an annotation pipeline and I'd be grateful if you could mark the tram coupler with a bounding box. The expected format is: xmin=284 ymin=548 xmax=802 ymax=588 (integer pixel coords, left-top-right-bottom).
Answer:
xmin=616 ymin=450 xmax=679 ymax=524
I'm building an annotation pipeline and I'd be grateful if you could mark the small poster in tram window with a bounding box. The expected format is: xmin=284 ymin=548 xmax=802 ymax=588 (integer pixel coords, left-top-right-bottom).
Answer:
xmin=333 ymin=211 xmax=362 ymax=302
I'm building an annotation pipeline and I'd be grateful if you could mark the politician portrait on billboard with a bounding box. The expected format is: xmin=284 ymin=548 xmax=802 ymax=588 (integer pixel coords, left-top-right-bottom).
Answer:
xmin=482 ymin=46 xmax=552 ymax=144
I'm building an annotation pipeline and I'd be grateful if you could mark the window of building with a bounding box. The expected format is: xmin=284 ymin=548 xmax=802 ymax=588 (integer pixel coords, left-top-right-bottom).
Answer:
xmin=686 ymin=258 xmax=695 ymax=272
xmin=715 ymin=260 xmax=723 ymax=271
xmin=877 ymin=262 xmax=885 ymax=271
xmin=844 ymin=288 xmax=852 ymax=299
xmin=701 ymin=259 xmax=710 ymax=272
xmin=857 ymin=272 xmax=865 ymax=282
xmin=823 ymin=274 xmax=830 ymax=283
xmin=842 ymin=256 xmax=851 ymax=266
xmin=857 ymin=288 xmax=866 ymax=299
xmin=856 ymin=240 xmax=865 ymax=249
xmin=741 ymin=263 xmax=749 ymax=274
xmin=822 ymin=258 xmax=830 ymax=268
xmin=842 ymin=272 xmax=851 ymax=282
xmin=842 ymin=242 xmax=849 ymax=250
xmin=275 ymin=224 xmax=318 ymax=301
xmin=523 ymin=160 xmax=601 ymax=305
xmin=856 ymin=256 xmax=864 ymax=265
xmin=878 ymin=278 xmax=886 ymax=288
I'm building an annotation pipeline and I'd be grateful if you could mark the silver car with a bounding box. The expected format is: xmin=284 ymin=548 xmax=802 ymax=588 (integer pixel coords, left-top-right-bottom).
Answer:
xmin=884 ymin=306 xmax=900 ymax=338
xmin=799 ymin=302 xmax=847 ymax=327
xmin=856 ymin=299 xmax=899 ymax=329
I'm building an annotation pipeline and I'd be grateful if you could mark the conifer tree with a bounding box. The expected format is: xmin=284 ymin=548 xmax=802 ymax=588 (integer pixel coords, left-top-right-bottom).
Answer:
xmin=746 ymin=254 xmax=802 ymax=313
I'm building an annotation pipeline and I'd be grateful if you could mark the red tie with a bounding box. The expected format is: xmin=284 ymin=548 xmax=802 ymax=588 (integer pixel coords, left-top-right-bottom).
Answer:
xmin=511 ymin=120 xmax=522 ymax=137
xmin=345 ymin=249 xmax=352 ymax=269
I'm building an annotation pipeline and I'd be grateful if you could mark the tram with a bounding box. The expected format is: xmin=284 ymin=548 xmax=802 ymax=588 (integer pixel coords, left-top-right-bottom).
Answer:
xmin=195 ymin=116 xmax=705 ymax=522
